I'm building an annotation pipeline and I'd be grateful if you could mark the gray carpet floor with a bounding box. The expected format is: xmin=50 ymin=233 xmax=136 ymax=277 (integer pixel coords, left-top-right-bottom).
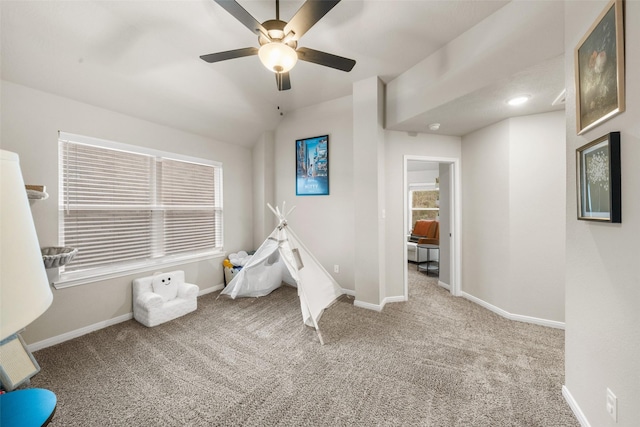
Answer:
xmin=31 ymin=268 xmax=578 ymax=426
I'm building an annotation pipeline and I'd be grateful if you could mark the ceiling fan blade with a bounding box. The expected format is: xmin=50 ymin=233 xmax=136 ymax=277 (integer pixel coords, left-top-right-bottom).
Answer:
xmin=276 ymin=72 xmax=291 ymax=91
xmin=200 ymin=47 xmax=259 ymax=63
xmin=284 ymin=0 xmax=340 ymax=41
xmin=214 ymin=0 xmax=269 ymax=38
xmin=296 ymin=47 xmax=356 ymax=72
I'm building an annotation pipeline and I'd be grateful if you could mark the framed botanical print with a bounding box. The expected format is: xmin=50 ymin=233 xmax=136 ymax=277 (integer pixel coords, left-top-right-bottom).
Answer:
xmin=576 ymin=132 xmax=621 ymax=223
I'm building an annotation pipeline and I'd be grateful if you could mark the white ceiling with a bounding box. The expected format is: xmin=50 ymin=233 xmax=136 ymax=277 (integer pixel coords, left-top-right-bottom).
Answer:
xmin=1 ymin=0 xmax=565 ymax=147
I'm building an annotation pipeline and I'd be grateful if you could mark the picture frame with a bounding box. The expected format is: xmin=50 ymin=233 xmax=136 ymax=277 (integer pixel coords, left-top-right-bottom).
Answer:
xmin=576 ymin=131 xmax=621 ymax=223
xmin=296 ymin=135 xmax=329 ymax=196
xmin=574 ymin=0 xmax=625 ymax=135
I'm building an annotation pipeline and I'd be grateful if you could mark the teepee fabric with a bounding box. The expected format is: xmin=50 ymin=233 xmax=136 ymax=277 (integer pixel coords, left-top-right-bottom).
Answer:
xmin=220 ymin=203 xmax=342 ymax=343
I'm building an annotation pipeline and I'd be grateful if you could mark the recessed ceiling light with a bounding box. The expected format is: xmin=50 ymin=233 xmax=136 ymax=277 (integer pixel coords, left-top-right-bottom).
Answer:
xmin=507 ymin=95 xmax=531 ymax=106
xmin=428 ymin=123 xmax=440 ymax=131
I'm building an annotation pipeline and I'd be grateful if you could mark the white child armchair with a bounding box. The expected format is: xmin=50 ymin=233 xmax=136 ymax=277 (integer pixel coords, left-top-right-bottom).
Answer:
xmin=132 ymin=270 xmax=199 ymax=327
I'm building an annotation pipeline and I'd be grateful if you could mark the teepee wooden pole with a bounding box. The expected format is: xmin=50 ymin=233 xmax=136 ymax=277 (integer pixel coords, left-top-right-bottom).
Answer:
xmin=267 ymin=203 xmax=278 ymax=217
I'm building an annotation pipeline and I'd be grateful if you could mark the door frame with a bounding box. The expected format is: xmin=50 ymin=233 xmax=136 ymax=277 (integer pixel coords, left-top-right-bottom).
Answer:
xmin=403 ymin=155 xmax=462 ymax=298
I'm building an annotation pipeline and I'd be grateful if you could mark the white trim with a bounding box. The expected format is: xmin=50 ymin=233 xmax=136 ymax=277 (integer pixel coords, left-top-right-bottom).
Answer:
xmin=460 ymin=291 xmax=565 ymax=329
xmin=28 ymin=312 xmax=133 ymax=352
xmin=383 ymin=295 xmax=406 ymax=305
xmin=59 ymin=131 xmax=221 ymax=168
xmin=437 ymin=280 xmax=451 ymax=291
xmin=403 ymin=155 xmax=462 ymax=299
xmin=27 ymin=286 xmax=223 ymax=352
xmin=53 ymin=252 xmax=226 ymax=289
xmin=353 ymin=299 xmax=384 ymax=312
xmin=341 ymin=288 xmax=356 ymax=297
xmin=200 ymin=284 xmax=224 ymax=296
xmin=408 ymin=182 xmax=438 ymax=191
xmin=453 ymin=158 xmax=462 ymax=297
xmin=562 ymin=385 xmax=591 ymax=427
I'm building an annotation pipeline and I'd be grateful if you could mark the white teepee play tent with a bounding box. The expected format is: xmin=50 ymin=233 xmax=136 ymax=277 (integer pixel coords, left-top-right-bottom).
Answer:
xmin=220 ymin=203 xmax=343 ymax=344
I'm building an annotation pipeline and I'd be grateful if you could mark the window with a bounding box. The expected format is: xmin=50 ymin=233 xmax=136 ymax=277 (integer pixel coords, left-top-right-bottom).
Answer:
xmin=409 ymin=185 xmax=439 ymax=230
xmin=58 ymin=132 xmax=223 ymax=285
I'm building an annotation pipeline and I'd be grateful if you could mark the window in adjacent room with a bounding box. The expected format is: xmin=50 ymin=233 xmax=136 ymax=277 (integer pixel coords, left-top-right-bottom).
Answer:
xmin=57 ymin=132 xmax=223 ymax=286
xmin=409 ymin=184 xmax=439 ymax=229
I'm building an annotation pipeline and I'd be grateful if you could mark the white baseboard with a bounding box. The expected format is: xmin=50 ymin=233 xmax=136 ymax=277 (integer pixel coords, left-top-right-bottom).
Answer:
xmin=353 ymin=299 xmax=384 ymax=312
xmin=562 ymin=385 xmax=591 ymax=427
xmin=29 ymin=287 xmax=224 ymax=352
xmin=354 ymin=293 xmax=406 ymax=311
xmin=383 ymin=295 xmax=406 ymax=305
xmin=460 ymin=291 xmax=565 ymax=329
xmin=437 ymin=280 xmax=450 ymax=291
xmin=28 ymin=312 xmax=134 ymax=352
xmin=200 ymin=284 xmax=224 ymax=296
xmin=348 ymin=283 xmax=405 ymax=311
xmin=341 ymin=288 xmax=355 ymax=297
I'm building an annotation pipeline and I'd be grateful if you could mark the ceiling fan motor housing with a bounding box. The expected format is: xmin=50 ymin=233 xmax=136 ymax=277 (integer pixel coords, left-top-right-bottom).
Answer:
xmin=259 ymin=19 xmax=297 ymax=49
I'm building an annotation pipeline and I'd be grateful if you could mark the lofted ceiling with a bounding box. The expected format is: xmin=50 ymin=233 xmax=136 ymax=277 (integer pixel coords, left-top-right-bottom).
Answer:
xmin=1 ymin=1 xmax=565 ymax=147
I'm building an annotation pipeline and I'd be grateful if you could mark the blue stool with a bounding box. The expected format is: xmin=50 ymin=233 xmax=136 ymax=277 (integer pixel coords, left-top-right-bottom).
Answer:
xmin=0 ymin=388 xmax=56 ymax=426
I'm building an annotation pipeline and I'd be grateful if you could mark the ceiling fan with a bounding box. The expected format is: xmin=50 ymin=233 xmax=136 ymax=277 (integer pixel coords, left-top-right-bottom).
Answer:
xmin=200 ymin=0 xmax=356 ymax=91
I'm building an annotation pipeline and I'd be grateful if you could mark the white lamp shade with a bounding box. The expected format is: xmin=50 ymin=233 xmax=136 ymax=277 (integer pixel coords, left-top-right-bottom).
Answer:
xmin=258 ymin=42 xmax=298 ymax=73
xmin=1 ymin=150 xmax=53 ymax=341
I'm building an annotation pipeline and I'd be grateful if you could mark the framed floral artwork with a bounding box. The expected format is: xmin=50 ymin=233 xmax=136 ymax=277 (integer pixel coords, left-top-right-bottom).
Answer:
xmin=574 ymin=0 xmax=625 ymax=134
xmin=576 ymin=131 xmax=621 ymax=222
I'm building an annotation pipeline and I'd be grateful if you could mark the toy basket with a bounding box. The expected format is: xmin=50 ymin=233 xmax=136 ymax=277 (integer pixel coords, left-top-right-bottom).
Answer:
xmin=41 ymin=247 xmax=78 ymax=268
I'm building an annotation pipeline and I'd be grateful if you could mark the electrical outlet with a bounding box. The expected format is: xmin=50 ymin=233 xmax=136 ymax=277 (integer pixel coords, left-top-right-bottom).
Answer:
xmin=333 ymin=265 xmax=339 ymax=273
xmin=606 ymin=388 xmax=617 ymax=422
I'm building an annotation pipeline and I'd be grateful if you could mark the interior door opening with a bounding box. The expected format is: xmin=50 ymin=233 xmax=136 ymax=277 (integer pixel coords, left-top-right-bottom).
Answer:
xmin=403 ymin=156 xmax=460 ymax=300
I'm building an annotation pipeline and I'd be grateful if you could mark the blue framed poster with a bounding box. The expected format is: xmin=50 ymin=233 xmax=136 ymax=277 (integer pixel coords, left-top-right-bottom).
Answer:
xmin=296 ymin=135 xmax=329 ymax=196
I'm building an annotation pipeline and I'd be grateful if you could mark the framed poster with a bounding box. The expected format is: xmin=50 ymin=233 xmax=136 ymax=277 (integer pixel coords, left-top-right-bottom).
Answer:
xmin=576 ymin=131 xmax=621 ymax=223
xmin=574 ymin=0 xmax=625 ymax=135
xmin=296 ymin=135 xmax=329 ymax=196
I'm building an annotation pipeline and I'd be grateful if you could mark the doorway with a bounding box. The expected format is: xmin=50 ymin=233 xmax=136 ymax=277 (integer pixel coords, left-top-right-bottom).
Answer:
xmin=403 ymin=155 xmax=461 ymax=299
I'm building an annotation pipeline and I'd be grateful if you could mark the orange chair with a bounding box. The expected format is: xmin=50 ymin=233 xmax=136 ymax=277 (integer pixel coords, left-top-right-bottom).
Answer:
xmin=407 ymin=220 xmax=439 ymax=262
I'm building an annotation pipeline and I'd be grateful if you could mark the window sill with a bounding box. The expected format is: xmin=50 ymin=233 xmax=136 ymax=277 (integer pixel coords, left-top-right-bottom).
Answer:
xmin=52 ymin=251 xmax=226 ymax=289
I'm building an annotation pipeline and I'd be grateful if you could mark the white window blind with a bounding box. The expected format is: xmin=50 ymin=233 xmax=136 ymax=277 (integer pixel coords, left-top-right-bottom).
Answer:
xmin=59 ymin=133 xmax=223 ymax=281
xmin=160 ymin=158 xmax=222 ymax=256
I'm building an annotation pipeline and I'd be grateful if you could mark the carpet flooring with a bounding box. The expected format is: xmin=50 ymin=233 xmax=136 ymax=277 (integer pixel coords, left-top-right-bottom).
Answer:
xmin=31 ymin=269 xmax=578 ymax=426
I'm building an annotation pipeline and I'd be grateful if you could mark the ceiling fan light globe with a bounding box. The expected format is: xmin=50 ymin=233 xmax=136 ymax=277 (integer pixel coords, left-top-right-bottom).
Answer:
xmin=258 ymin=42 xmax=298 ymax=73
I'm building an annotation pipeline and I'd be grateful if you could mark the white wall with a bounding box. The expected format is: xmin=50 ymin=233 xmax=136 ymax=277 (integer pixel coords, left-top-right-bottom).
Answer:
xmin=252 ymin=131 xmax=275 ymax=248
xmin=564 ymin=2 xmax=640 ymax=425
xmin=353 ymin=77 xmax=386 ymax=305
xmin=273 ymin=96 xmax=355 ymax=291
xmin=508 ymin=112 xmax=566 ymax=320
xmin=462 ymin=119 xmax=511 ymax=310
xmin=462 ymin=111 xmax=566 ymax=323
xmin=1 ymin=81 xmax=253 ymax=345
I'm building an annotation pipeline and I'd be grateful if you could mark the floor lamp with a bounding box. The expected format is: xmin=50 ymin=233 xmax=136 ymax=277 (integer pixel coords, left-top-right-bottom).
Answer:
xmin=0 ymin=150 xmax=57 ymax=426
